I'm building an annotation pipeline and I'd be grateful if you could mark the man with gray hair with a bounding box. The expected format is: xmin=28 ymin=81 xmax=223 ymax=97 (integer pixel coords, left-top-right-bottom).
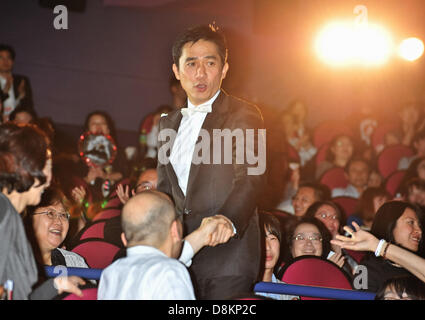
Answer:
xmin=98 ymin=190 xmax=234 ymax=300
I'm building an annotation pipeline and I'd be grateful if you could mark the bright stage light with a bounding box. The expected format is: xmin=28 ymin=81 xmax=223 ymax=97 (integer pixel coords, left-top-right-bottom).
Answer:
xmin=399 ymin=37 xmax=424 ymax=61
xmin=315 ymin=22 xmax=393 ymax=66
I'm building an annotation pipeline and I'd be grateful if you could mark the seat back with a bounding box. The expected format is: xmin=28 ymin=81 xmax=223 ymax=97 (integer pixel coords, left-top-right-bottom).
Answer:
xmin=371 ymin=122 xmax=400 ymax=151
xmin=319 ymin=167 xmax=348 ymax=190
xmin=79 ymin=221 xmax=106 ymax=241
xmin=281 ymin=256 xmax=353 ymax=300
xmin=93 ymin=208 xmax=121 ymax=222
xmin=332 ymin=196 xmax=359 ymax=218
xmin=62 ymin=288 xmax=98 ymax=300
xmin=71 ymin=240 xmax=121 ymax=269
xmin=377 ymin=144 xmax=414 ymax=179
xmin=385 ymin=170 xmax=406 ymax=197
xmin=104 ymin=197 xmax=123 ymax=210
xmin=344 ymin=249 xmax=366 ymax=264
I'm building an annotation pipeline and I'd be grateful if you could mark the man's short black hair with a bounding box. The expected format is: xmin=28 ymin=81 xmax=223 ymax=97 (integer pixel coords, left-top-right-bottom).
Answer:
xmin=0 ymin=44 xmax=16 ymax=60
xmin=344 ymin=157 xmax=370 ymax=173
xmin=172 ymin=24 xmax=228 ymax=68
xmin=298 ymin=182 xmax=331 ymax=202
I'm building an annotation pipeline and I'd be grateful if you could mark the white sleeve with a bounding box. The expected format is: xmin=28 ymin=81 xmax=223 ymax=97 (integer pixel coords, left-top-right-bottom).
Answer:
xmin=178 ymin=240 xmax=194 ymax=267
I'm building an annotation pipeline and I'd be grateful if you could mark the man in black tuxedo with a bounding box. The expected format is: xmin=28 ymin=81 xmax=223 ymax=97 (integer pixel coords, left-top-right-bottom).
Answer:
xmin=157 ymin=25 xmax=266 ymax=299
xmin=0 ymin=44 xmax=34 ymax=122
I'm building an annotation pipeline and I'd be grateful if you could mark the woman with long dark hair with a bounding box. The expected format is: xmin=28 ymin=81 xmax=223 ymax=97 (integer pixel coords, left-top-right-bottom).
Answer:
xmin=358 ymin=201 xmax=424 ymax=292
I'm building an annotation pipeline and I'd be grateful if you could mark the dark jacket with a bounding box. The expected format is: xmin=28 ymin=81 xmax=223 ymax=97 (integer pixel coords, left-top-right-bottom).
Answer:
xmin=157 ymin=90 xmax=265 ymax=284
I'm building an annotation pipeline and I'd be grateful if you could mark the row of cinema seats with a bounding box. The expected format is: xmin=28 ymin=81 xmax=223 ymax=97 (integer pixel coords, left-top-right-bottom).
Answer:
xmin=53 ymin=255 xmax=374 ymax=300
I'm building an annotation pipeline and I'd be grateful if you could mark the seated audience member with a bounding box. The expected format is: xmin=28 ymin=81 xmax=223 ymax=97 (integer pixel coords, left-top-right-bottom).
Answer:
xmin=332 ymin=158 xmax=370 ymax=199
xmin=315 ymin=134 xmax=355 ymax=180
xmin=404 ymin=178 xmax=425 ymax=207
xmin=303 ymin=201 xmax=356 ymax=274
xmin=332 ymin=220 xmax=425 ymax=284
xmin=278 ymin=181 xmax=330 ymax=216
xmin=81 ymin=110 xmax=128 ymax=184
xmin=348 ymin=187 xmax=391 ymax=231
xmin=138 ymin=104 xmax=173 ymax=160
xmin=375 ymin=275 xmax=425 ymax=300
xmin=0 ymin=44 xmax=34 ymax=122
xmin=9 ymin=105 xmax=37 ymax=125
xmin=255 ymin=213 xmax=298 ymax=300
xmin=281 ymin=216 xmax=344 ymax=270
xmin=282 ymin=101 xmax=317 ymax=167
xmin=368 ymin=167 xmax=384 ymax=188
xmin=0 ymin=123 xmax=84 ymax=300
xmin=397 ymin=156 xmax=425 ymax=196
xmin=98 ymin=191 xmax=235 ymax=300
xmin=116 ymin=168 xmax=158 ymax=205
xmin=24 ymin=186 xmax=88 ymax=272
xmin=397 ymin=102 xmax=423 ymax=147
xmin=398 ymin=128 xmax=425 ymax=170
xmin=71 ymin=111 xmax=129 ymax=218
xmin=342 ymin=201 xmax=424 ymax=292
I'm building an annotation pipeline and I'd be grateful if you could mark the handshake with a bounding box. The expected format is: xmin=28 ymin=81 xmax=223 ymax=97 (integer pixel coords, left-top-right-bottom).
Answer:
xmin=186 ymin=215 xmax=236 ymax=254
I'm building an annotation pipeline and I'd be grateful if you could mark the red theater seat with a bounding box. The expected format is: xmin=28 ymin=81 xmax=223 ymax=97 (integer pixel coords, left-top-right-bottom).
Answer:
xmin=281 ymin=256 xmax=353 ymax=300
xmin=377 ymin=144 xmax=414 ymax=179
xmin=71 ymin=240 xmax=121 ymax=269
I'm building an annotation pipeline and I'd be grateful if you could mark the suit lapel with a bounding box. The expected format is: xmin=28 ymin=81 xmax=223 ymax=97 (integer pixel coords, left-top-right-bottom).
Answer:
xmin=185 ymin=91 xmax=229 ymax=198
xmin=162 ymin=108 xmax=185 ymax=199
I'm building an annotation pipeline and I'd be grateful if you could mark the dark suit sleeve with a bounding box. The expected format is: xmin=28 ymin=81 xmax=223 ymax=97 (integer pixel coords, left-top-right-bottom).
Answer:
xmin=217 ymin=104 xmax=266 ymax=238
xmin=14 ymin=75 xmax=34 ymax=110
xmin=156 ymin=116 xmax=173 ymax=197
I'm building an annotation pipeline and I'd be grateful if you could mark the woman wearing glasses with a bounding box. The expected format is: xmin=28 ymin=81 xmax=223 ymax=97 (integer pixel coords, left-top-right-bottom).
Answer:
xmin=304 ymin=201 xmax=358 ymax=275
xmin=281 ymin=216 xmax=340 ymax=270
xmin=0 ymin=123 xmax=84 ymax=299
xmin=25 ymin=186 xmax=88 ymax=270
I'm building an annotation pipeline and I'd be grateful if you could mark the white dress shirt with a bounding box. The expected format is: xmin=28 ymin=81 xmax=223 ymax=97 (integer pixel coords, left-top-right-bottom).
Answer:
xmin=331 ymin=184 xmax=361 ymax=199
xmin=98 ymin=244 xmax=195 ymax=300
xmin=169 ymin=90 xmax=220 ymax=196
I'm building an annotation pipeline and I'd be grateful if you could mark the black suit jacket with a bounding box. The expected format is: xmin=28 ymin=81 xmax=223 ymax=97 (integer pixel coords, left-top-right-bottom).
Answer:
xmin=0 ymin=74 xmax=34 ymax=110
xmin=157 ymin=90 xmax=266 ymax=283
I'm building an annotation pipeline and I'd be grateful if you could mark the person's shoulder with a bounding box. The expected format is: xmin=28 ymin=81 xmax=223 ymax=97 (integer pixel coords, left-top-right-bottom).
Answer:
xmin=0 ymin=194 xmax=12 ymax=223
xmin=57 ymin=248 xmax=88 ymax=268
xmin=225 ymin=92 xmax=262 ymax=116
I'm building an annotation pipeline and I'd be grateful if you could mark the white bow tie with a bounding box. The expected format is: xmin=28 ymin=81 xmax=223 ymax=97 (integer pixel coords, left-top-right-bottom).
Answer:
xmin=180 ymin=104 xmax=212 ymax=117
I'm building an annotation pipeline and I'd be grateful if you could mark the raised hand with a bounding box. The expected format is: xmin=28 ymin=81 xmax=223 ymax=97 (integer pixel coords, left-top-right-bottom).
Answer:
xmin=17 ymin=78 xmax=26 ymax=100
xmin=116 ymin=184 xmax=131 ymax=204
xmin=71 ymin=186 xmax=86 ymax=204
xmin=328 ymin=251 xmax=346 ymax=268
xmin=54 ymin=276 xmax=86 ymax=297
xmin=331 ymin=222 xmax=379 ymax=253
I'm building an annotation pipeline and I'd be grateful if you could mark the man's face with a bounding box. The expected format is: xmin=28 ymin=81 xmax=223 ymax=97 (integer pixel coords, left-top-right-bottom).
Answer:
xmin=0 ymin=50 xmax=13 ymax=73
xmin=347 ymin=161 xmax=369 ymax=188
xmin=292 ymin=187 xmax=317 ymax=217
xmin=172 ymin=39 xmax=228 ymax=106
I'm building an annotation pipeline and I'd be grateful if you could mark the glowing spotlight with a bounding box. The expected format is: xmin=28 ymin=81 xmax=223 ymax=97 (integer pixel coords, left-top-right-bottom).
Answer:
xmin=315 ymin=21 xmax=393 ymax=66
xmin=399 ymin=37 xmax=424 ymax=61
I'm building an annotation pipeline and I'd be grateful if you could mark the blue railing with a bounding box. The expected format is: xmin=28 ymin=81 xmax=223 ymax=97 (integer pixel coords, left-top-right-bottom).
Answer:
xmin=45 ymin=267 xmax=376 ymax=300
xmin=254 ymin=282 xmax=376 ymax=300
xmin=45 ymin=266 xmax=103 ymax=280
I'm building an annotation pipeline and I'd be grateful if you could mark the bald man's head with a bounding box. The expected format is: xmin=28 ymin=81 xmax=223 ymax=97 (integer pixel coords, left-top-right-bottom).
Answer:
xmin=121 ymin=190 xmax=176 ymax=247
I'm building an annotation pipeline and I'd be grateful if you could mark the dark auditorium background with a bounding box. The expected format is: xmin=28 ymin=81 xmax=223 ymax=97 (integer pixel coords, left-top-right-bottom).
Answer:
xmin=1 ymin=0 xmax=425 ymax=147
